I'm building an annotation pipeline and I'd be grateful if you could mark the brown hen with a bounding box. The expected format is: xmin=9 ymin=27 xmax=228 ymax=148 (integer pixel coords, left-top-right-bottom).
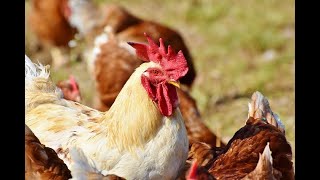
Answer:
xmin=26 ymin=0 xmax=77 ymax=68
xmin=27 ymin=0 xmax=76 ymax=47
xmin=188 ymin=91 xmax=294 ymax=180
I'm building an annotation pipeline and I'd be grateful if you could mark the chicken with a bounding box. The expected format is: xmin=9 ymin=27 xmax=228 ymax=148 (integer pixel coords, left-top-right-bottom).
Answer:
xmin=242 ymin=143 xmax=280 ymax=180
xmin=187 ymin=141 xmax=223 ymax=168
xmin=25 ymin=34 xmax=189 ymax=179
xmin=26 ymin=0 xmax=77 ymax=68
xmin=88 ymin=31 xmax=223 ymax=148
xmin=56 ymin=75 xmax=82 ymax=102
xmin=91 ymin=30 xmax=142 ymax=111
xmin=25 ymin=124 xmax=72 ymax=180
xmin=187 ymin=91 xmax=294 ymax=180
xmin=177 ymin=88 xmax=225 ymax=148
xmin=65 ymin=0 xmax=196 ymax=87
xmin=27 ymin=0 xmax=76 ymax=47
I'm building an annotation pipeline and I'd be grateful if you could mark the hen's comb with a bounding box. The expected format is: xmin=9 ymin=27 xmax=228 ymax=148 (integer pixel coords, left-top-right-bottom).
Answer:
xmin=69 ymin=75 xmax=79 ymax=91
xmin=127 ymin=33 xmax=188 ymax=81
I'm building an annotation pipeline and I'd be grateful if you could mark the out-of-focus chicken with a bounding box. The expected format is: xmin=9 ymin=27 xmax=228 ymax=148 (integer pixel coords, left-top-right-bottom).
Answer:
xmin=26 ymin=0 xmax=77 ymax=68
xmin=27 ymin=0 xmax=76 ymax=47
xmin=25 ymin=124 xmax=72 ymax=180
xmin=56 ymin=75 xmax=81 ymax=102
xmin=91 ymin=31 xmax=142 ymax=111
xmin=65 ymin=0 xmax=196 ymax=87
xmin=187 ymin=91 xmax=294 ymax=180
xmin=177 ymin=88 xmax=225 ymax=148
xmin=25 ymin=35 xmax=189 ymax=179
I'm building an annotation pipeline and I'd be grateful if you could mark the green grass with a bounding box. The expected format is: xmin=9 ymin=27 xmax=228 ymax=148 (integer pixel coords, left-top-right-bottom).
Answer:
xmin=26 ymin=0 xmax=295 ymax=167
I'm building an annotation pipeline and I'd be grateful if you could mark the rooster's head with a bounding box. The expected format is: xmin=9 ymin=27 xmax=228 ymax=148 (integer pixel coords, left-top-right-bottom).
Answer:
xmin=128 ymin=33 xmax=188 ymax=116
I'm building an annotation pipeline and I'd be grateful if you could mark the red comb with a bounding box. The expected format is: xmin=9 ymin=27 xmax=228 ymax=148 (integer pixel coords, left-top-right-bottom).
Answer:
xmin=187 ymin=161 xmax=198 ymax=180
xmin=127 ymin=33 xmax=188 ymax=81
xmin=69 ymin=75 xmax=78 ymax=91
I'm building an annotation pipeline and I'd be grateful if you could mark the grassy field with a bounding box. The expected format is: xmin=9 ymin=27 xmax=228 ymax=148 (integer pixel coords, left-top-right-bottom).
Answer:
xmin=25 ymin=0 xmax=295 ymax=167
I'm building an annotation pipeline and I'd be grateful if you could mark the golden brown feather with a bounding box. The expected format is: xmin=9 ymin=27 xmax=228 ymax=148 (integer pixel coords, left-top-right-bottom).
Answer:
xmin=177 ymin=88 xmax=225 ymax=148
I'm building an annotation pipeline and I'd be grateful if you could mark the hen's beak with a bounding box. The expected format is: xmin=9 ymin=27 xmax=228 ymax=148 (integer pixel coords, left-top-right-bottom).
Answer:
xmin=75 ymin=95 xmax=81 ymax=102
xmin=167 ymin=80 xmax=181 ymax=89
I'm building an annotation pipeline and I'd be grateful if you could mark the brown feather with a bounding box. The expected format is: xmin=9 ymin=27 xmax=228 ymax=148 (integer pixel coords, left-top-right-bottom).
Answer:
xmin=25 ymin=124 xmax=72 ymax=180
xmin=209 ymin=118 xmax=293 ymax=180
xmin=27 ymin=0 xmax=76 ymax=47
xmin=177 ymin=89 xmax=225 ymax=148
xmin=186 ymin=92 xmax=294 ymax=180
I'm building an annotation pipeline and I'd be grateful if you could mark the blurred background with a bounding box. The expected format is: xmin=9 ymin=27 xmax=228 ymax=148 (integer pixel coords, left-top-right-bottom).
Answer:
xmin=25 ymin=0 xmax=295 ymax=166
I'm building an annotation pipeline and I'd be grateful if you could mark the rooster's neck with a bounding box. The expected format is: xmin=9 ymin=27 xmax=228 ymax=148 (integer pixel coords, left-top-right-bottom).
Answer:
xmin=102 ymin=62 xmax=165 ymax=152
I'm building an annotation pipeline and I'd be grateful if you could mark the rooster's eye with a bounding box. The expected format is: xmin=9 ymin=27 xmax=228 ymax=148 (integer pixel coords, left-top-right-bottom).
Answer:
xmin=150 ymin=69 xmax=161 ymax=75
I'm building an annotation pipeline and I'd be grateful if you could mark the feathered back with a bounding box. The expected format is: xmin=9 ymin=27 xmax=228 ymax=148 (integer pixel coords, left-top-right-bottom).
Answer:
xmin=242 ymin=143 xmax=280 ymax=180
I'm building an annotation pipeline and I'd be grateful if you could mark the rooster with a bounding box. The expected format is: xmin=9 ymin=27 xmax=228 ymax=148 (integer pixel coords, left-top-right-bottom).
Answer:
xmin=25 ymin=124 xmax=72 ymax=180
xmin=56 ymin=75 xmax=82 ymax=102
xmin=88 ymin=30 xmax=223 ymax=148
xmin=187 ymin=91 xmax=294 ymax=180
xmin=25 ymin=34 xmax=189 ymax=179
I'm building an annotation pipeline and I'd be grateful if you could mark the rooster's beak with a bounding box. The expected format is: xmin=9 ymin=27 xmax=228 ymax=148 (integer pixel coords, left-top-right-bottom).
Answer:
xmin=167 ymin=80 xmax=181 ymax=89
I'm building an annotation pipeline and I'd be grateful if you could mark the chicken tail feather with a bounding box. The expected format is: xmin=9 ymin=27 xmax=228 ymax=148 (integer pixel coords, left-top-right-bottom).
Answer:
xmin=247 ymin=91 xmax=285 ymax=134
xmin=243 ymin=142 xmax=279 ymax=179
xmin=25 ymin=54 xmax=50 ymax=83
xmin=25 ymin=55 xmax=64 ymax=112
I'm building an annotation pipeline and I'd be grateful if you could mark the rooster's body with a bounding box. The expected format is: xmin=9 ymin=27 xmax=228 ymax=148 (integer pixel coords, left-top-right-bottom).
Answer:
xmin=25 ymin=35 xmax=189 ymax=179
